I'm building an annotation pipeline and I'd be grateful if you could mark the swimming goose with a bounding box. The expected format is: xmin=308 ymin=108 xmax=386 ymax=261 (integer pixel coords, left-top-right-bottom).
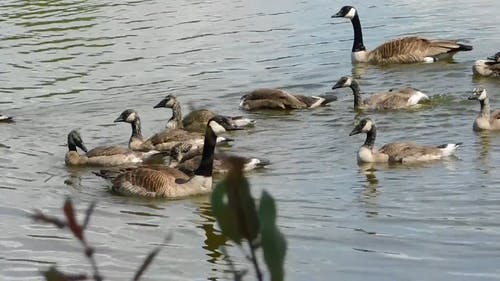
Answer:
xmin=331 ymin=76 xmax=429 ymax=110
xmin=349 ymin=118 xmax=461 ymax=163
xmin=168 ymin=143 xmax=270 ymax=175
xmin=468 ymin=88 xmax=500 ymax=131
xmin=153 ymin=95 xmax=254 ymax=133
xmin=332 ymin=6 xmax=472 ymax=64
xmin=473 ymin=52 xmax=500 ymax=77
xmin=0 ymin=114 xmax=13 ymax=122
xmin=98 ymin=117 xmax=225 ymax=198
xmin=114 ymin=109 xmax=236 ymax=152
xmin=65 ymin=130 xmax=164 ymax=166
xmin=239 ymin=88 xmax=338 ymax=111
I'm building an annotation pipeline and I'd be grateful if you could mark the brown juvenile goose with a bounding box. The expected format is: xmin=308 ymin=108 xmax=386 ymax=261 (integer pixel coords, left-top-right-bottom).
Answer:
xmin=473 ymin=52 xmax=500 ymax=77
xmin=96 ymin=116 xmax=226 ymax=198
xmin=331 ymin=76 xmax=429 ymax=110
xmin=168 ymin=143 xmax=270 ymax=175
xmin=113 ymin=109 xmax=235 ymax=152
xmin=239 ymin=88 xmax=338 ymax=111
xmin=468 ymin=88 xmax=500 ymax=131
xmin=332 ymin=6 xmax=472 ymax=64
xmin=153 ymin=95 xmax=254 ymax=133
xmin=65 ymin=130 xmax=163 ymax=166
xmin=349 ymin=118 xmax=461 ymax=163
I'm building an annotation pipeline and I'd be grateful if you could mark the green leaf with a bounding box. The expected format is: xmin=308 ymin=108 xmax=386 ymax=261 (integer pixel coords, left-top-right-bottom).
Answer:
xmin=259 ymin=191 xmax=287 ymax=281
xmin=211 ymin=180 xmax=242 ymax=244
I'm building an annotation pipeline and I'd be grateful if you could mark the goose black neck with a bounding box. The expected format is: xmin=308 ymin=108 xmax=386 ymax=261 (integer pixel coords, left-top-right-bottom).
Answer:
xmin=350 ymin=80 xmax=363 ymax=108
xmin=363 ymin=126 xmax=376 ymax=149
xmin=68 ymin=142 xmax=77 ymax=152
xmin=194 ymin=126 xmax=216 ymax=177
xmin=351 ymin=14 xmax=366 ymax=52
xmin=131 ymin=118 xmax=143 ymax=140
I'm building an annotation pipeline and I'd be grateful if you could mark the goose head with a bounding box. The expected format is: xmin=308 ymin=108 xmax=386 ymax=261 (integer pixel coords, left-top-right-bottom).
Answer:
xmin=468 ymin=88 xmax=488 ymax=101
xmin=331 ymin=76 xmax=354 ymax=90
xmin=349 ymin=118 xmax=375 ymax=136
xmin=332 ymin=6 xmax=357 ymax=19
xmin=67 ymin=130 xmax=88 ymax=152
xmin=153 ymin=95 xmax=178 ymax=109
xmin=114 ymin=109 xmax=139 ymax=124
xmin=487 ymin=52 xmax=500 ymax=62
xmin=207 ymin=115 xmax=243 ymax=134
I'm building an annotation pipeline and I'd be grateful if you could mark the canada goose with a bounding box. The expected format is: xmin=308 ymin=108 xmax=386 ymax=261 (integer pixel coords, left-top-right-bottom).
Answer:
xmin=332 ymin=6 xmax=472 ymax=64
xmin=0 ymin=114 xmax=13 ymax=122
xmin=473 ymin=52 xmax=500 ymax=77
xmin=349 ymin=118 xmax=461 ymax=163
xmin=97 ymin=117 xmax=225 ymax=198
xmin=169 ymin=143 xmax=270 ymax=175
xmin=468 ymin=88 xmax=500 ymax=131
xmin=153 ymin=95 xmax=254 ymax=133
xmin=331 ymin=76 xmax=429 ymax=110
xmin=65 ymin=130 xmax=164 ymax=166
xmin=114 ymin=109 xmax=236 ymax=152
xmin=239 ymin=88 xmax=338 ymax=111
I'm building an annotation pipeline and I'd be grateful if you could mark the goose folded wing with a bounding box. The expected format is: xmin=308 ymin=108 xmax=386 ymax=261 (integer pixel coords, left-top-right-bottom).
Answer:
xmin=86 ymin=146 xmax=132 ymax=157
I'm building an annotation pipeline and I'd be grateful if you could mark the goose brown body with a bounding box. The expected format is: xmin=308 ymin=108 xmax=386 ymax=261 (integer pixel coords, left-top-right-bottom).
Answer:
xmin=468 ymin=88 xmax=500 ymax=131
xmin=153 ymin=95 xmax=254 ymax=133
xmin=240 ymin=88 xmax=337 ymax=110
xmin=114 ymin=109 xmax=234 ymax=152
xmin=349 ymin=118 xmax=461 ymax=163
xmin=65 ymin=130 xmax=160 ymax=166
xmin=332 ymin=6 xmax=472 ymax=64
xmin=332 ymin=76 xmax=429 ymax=110
xmin=100 ymin=116 xmax=229 ymax=198
xmin=473 ymin=52 xmax=500 ymax=77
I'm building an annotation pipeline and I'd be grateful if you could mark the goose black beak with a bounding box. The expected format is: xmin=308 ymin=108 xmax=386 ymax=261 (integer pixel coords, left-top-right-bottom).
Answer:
xmin=349 ymin=128 xmax=361 ymax=136
xmin=114 ymin=116 xmax=125 ymax=122
xmin=331 ymin=11 xmax=343 ymax=18
xmin=153 ymin=99 xmax=167 ymax=109
xmin=79 ymin=143 xmax=88 ymax=153
xmin=467 ymin=96 xmax=478 ymax=100
xmin=331 ymin=81 xmax=344 ymax=90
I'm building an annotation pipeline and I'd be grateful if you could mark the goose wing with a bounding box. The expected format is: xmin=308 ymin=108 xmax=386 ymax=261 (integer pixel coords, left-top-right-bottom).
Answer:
xmin=366 ymin=92 xmax=412 ymax=109
xmin=492 ymin=110 xmax=500 ymax=120
xmin=370 ymin=37 xmax=470 ymax=64
xmin=86 ymin=146 xmax=131 ymax=157
xmin=148 ymin=129 xmax=201 ymax=145
xmin=379 ymin=142 xmax=442 ymax=162
xmin=183 ymin=109 xmax=216 ymax=132
xmin=245 ymin=89 xmax=306 ymax=109
xmin=112 ymin=167 xmax=190 ymax=197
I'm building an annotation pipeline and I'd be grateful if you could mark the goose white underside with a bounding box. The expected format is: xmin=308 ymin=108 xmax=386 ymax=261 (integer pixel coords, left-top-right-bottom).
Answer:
xmin=352 ymin=51 xmax=369 ymax=63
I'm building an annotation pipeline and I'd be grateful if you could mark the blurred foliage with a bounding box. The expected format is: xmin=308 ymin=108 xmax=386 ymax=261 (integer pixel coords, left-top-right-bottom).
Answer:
xmin=31 ymin=198 xmax=164 ymax=281
xmin=211 ymin=157 xmax=287 ymax=281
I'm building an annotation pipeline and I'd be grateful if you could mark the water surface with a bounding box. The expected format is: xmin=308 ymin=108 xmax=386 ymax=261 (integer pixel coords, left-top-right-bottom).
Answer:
xmin=1 ymin=0 xmax=500 ymax=280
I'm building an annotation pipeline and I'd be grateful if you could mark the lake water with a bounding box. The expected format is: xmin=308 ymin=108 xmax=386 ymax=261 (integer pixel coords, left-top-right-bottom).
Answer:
xmin=1 ymin=0 xmax=500 ymax=280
